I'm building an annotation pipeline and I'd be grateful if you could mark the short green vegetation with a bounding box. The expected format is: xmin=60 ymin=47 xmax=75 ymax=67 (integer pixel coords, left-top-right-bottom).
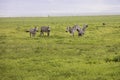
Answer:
xmin=0 ymin=15 xmax=120 ymax=80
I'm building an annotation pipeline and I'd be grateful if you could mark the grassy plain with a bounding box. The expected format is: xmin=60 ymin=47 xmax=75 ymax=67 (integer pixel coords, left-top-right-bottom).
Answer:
xmin=0 ymin=15 xmax=120 ymax=80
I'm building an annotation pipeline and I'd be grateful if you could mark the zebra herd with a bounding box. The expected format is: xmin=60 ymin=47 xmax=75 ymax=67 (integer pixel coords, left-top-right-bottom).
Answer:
xmin=28 ymin=26 xmax=50 ymax=37
xmin=27 ymin=24 xmax=88 ymax=37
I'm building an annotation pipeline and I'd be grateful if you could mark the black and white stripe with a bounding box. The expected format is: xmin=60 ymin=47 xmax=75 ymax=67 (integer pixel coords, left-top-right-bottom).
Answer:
xmin=29 ymin=27 xmax=38 ymax=37
xmin=40 ymin=26 xmax=50 ymax=36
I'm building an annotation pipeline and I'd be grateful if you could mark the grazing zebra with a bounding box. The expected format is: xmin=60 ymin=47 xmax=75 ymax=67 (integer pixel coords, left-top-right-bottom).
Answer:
xmin=40 ymin=26 xmax=50 ymax=36
xmin=77 ymin=24 xmax=88 ymax=36
xmin=66 ymin=25 xmax=81 ymax=36
xmin=29 ymin=27 xmax=38 ymax=37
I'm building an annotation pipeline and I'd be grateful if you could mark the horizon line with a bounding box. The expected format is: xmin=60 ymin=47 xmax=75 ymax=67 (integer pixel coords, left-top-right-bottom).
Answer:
xmin=0 ymin=14 xmax=120 ymax=18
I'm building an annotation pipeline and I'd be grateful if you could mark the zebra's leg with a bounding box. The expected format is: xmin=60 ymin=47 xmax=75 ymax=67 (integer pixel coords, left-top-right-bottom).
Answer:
xmin=40 ymin=32 xmax=43 ymax=36
xmin=40 ymin=32 xmax=42 ymax=36
xmin=47 ymin=32 xmax=50 ymax=36
xmin=33 ymin=33 xmax=35 ymax=37
xmin=78 ymin=32 xmax=80 ymax=36
xmin=30 ymin=32 xmax=31 ymax=37
xmin=73 ymin=34 xmax=74 ymax=37
xmin=72 ymin=32 xmax=74 ymax=37
xmin=78 ymin=31 xmax=82 ymax=36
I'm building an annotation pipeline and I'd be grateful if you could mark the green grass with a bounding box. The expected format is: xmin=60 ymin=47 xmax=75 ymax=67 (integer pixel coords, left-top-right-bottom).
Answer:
xmin=0 ymin=15 xmax=120 ymax=80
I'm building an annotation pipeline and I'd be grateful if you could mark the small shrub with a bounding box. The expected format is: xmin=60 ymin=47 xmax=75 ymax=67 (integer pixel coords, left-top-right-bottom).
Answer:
xmin=104 ymin=58 xmax=112 ymax=62
xmin=112 ymin=55 xmax=120 ymax=62
xmin=105 ymin=55 xmax=120 ymax=62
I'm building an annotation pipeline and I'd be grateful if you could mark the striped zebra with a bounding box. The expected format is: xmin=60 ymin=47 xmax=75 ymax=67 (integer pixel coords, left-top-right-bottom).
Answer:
xmin=29 ymin=27 xmax=38 ymax=37
xmin=66 ymin=24 xmax=88 ymax=36
xmin=77 ymin=24 xmax=88 ymax=36
xmin=40 ymin=26 xmax=50 ymax=36
xmin=66 ymin=25 xmax=81 ymax=36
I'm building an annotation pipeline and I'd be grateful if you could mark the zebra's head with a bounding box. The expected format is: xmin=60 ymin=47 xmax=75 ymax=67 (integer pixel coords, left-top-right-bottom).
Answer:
xmin=34 ymin=26 xmax=38 ymax=32
xmin=82 ymin=24 xmax=88 ymax=31
xmin=48 ymin=26 xmax=50 ymax=31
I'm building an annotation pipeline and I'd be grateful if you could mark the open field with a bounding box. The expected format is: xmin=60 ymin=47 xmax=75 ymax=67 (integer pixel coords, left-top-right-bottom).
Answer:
xmin=0 ymin=15 xmax=120 ymax=80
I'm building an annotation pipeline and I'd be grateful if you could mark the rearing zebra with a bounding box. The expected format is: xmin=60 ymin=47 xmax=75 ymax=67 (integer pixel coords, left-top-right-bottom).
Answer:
xmin=77 ymin=24 xmax=88 ymax=36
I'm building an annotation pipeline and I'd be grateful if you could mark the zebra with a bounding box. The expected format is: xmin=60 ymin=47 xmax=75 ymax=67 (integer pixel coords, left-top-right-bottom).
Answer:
xmin=66 ymin=24 xmax=88 ymax=36
xmin=66 ymin=25 xmax=81 ymax=36
xmin=29 ymin=26 xmax=38 ymax=37
xmin=40 ymin=26 xmax=50 ymax=36
xmin=77 ymin=24 xmax=88 ymax=36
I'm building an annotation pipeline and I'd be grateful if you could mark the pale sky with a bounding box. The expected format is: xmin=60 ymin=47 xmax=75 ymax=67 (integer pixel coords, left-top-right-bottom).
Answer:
xmin=0 ymin=0 xmax=120 ymax=17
